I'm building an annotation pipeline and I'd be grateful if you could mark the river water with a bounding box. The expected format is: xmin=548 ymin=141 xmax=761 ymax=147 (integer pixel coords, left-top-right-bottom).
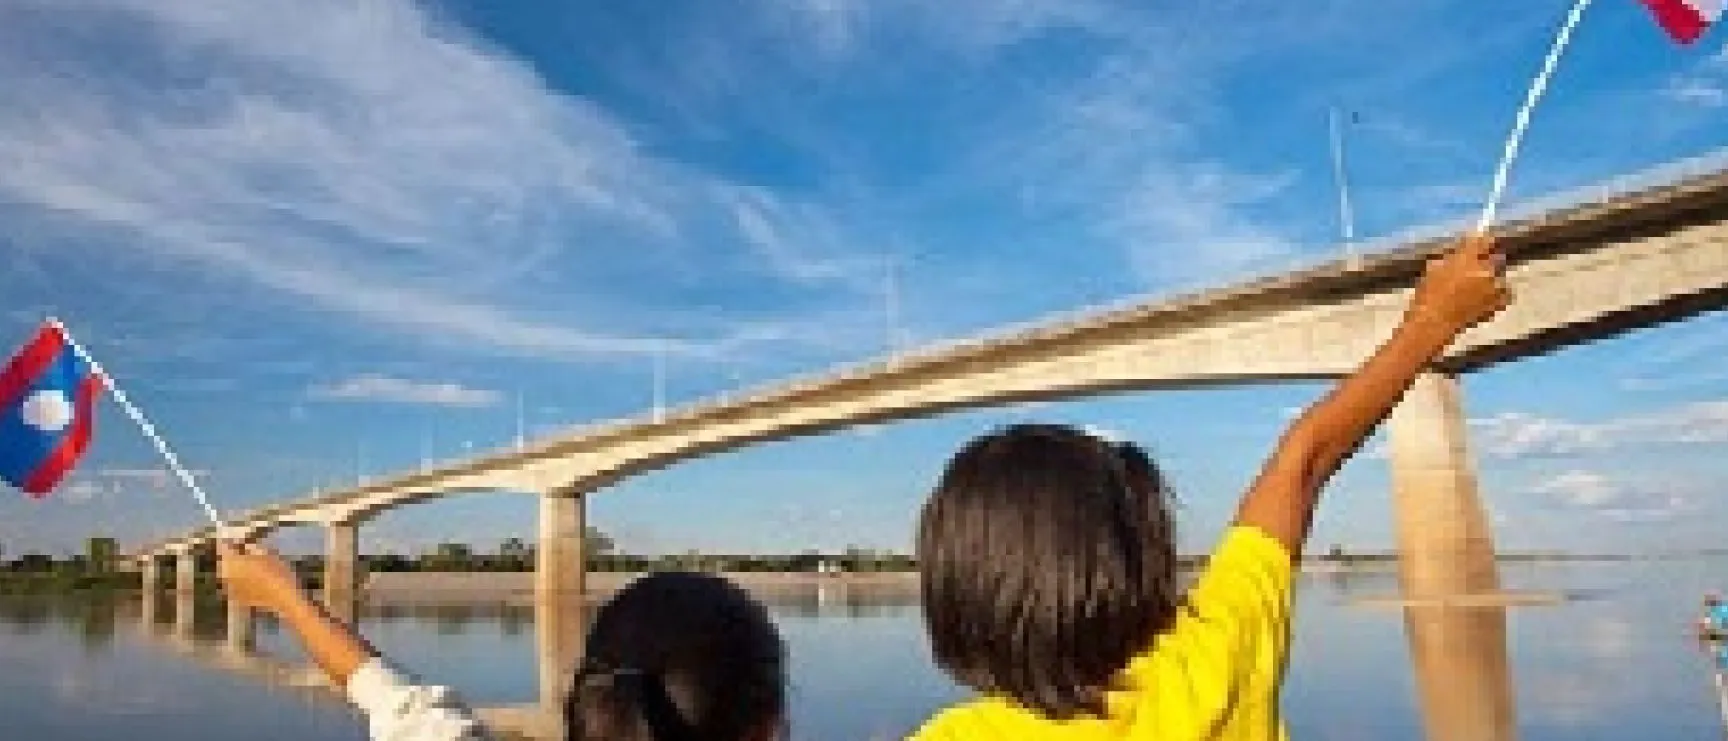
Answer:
xmin=2 ymin=557 xmax=1725 ymax=740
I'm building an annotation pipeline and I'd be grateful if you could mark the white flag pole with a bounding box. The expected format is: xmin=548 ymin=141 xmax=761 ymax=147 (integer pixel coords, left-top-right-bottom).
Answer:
xmin=1477 ymin=0 xmax=1596 ymax=233
xmin=45 ymin=318 xmax=223 ymax=527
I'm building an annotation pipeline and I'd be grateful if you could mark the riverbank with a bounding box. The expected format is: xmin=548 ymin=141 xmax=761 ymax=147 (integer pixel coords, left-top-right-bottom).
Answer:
xmin=0 ymin=572 xmax=138 ymax=595
xmin=364 ymin=570 xmax=919 ymax=604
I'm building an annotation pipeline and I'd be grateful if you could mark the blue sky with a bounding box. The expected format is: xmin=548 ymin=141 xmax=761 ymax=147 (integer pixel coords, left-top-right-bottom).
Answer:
xmin=0 ymin=0 xmax=1725 ymax=557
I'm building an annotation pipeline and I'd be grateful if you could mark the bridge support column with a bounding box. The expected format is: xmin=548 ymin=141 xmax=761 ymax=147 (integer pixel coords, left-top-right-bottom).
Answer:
xmin=140 ymin=555 xmax=160 ymax=592
xmin=323 ymin=521 xmax=361 ymax=625
xmin=225 ymin=598 xmax=255 ymax=653
xmin=536 ymin=493 xmax=587 ymax=714
xmin=1390 ymin=372 xmax=1500 ymax=598
xmin=174 ymin=550 xmax=198 ymax=638
xmin=139 ymin=555 xmax=160 ymax=629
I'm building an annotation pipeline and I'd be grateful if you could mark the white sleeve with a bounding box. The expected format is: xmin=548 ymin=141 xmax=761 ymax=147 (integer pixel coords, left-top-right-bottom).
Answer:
xmin=346 ymin=658 xmax=491 ymax=741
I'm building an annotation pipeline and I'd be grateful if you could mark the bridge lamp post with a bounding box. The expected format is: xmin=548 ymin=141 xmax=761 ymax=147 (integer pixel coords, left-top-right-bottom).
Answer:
xmin=652 ymin=341 xmax=667 ymax=424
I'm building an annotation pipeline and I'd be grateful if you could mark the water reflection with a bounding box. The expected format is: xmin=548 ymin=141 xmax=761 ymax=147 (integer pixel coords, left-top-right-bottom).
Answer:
xmin=6 ymin=564 xmax=1728 ymax=741
xmin=1403 ymin=604 xmax=1516 ymax=741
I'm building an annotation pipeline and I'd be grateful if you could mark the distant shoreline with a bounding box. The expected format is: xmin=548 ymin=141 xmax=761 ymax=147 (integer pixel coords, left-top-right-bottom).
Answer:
xmin=364 ymin=570 xmax=919 ymax=604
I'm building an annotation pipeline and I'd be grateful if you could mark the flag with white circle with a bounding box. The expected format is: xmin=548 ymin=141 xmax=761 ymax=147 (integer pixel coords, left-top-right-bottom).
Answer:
xmin=0 ymin=324 xmax=99 ymax=496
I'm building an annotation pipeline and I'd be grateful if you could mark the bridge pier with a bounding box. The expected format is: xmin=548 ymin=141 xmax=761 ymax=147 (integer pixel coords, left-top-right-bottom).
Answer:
xmin=140 ymin=555 xmax=160 ymax=593
xmin=1390 ymin=372 xmax=1519 ymax=739
xmin=174 ymin=549 xmax=198 ymax=638
xmin=1390 ymin=371 xmax=1501 ymax=598
xmin=139 ymin=555 xmax=160 ymax=630
xmin=225 ymin=598 xmax=255 ymax=653
xmin=536 ymin=493 xmax=587 ymax=714
xmin=323 ymin=521 xmax=361 ymax=625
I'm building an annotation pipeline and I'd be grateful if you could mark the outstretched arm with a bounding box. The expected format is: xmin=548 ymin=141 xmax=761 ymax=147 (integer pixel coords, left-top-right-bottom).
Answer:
xmin=217 ymin=541 xmax=373 ymax=685
xmin=1235 ymin=235 xmax=1509 ymax=557
xmin=217 ymin=541 xmax=489 ymax=741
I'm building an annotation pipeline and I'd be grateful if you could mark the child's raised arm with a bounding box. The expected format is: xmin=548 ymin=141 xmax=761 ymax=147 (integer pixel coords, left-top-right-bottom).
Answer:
xmin=217 ymin=541 xmax=489 ymax=741
xmin=1235 ymin=235 xmax=1509 ymax=557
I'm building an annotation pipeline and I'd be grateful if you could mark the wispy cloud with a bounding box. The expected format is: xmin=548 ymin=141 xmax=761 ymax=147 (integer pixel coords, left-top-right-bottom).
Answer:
xmin=1472 ymin=400 xmax=1728 ymax=458
xmin=1618 ymin=369 xmax=1728 ymax=392
xmin=49 ymin=466 xmax=210 ymax=506
xmin=308 ymin=374 xmax=503 ymax=408
xmin=1107 ymin=164 xmax=1301 ymax=286
xmin=1664 ymin=43 xmax=1728 ymax=108
xmin=721 ymin=185 xmax=882 ymax=287
xmin=59 ymin=481 xmax=104 ymax=505
xmin=766 ymin=0 xmax=1115 ymax=60
xmin=1525 ymin=469 xmax=1691 ymax=523
xmin=0 ymin=0 xmax=882 ymax=363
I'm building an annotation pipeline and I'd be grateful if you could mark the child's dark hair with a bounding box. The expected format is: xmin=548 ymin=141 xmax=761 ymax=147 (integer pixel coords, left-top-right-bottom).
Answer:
xmin=917 ymin=423 xmax=1179 ymax=719
xmin=565 ymin=572 xmax=786 ymax=741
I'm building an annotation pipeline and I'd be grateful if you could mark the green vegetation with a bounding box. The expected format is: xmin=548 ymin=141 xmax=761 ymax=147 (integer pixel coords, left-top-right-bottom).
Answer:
xmin=6 ymin=531 xmax=1646 ymax=595
xmin=355 ymin=530 xmax=919 ymax=574
xmin=0 ymin=543 xmax=138 ymax=594
xmin=337 ymin=526 xmax=922 ymax=575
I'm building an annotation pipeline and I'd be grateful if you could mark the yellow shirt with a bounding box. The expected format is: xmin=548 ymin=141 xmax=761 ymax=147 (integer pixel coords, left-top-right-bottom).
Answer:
xmin=910 ymin=525 xmax=1294 ymax=741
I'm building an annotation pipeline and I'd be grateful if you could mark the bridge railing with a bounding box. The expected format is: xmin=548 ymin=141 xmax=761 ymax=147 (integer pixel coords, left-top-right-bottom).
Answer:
xmin=634 ymin=146 xmax=1728 ymax=431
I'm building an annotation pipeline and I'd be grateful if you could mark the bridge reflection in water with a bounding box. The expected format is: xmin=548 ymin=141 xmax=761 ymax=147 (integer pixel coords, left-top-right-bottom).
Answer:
xmin=133 ymin=581 xmax=940 ymax=738
xmin=126 ymin=565 xmax=1534 ymax=741
xmin=1403 ymin=603 xmax=1516 ymax=741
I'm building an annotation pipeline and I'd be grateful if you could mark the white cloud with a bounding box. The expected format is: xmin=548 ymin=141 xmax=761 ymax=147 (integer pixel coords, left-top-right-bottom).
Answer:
xmin=957 ymin=21 xmax=1308 ymax=292
xmin=309 ymin=374 xmax=502 ymax=408
xmin=93 ymin=468 xmax=175 ymax=487
xmin=48 ymin=467 xmax=211 ymax=505
xmin=1664 ymin=42 xmax=1728 ymax=108
xmin=1526 ymin=470 xmax=1617 ymax=508
xmin=59 ymin=481 xmax=104 ymax=504
xmin=1109 ymin=164 xmax=1300 ymax=287
xmin=1525 ymin=469 xmax=1691 ymax=522
xmin=0 ymin=0 xmax=876 ymax=363
xmin=767 ymin=0 xmax=1115 ymax=60
xmin=722 ymin=186 xmax=879 ymax=286
xmin=1619 ymin=369 xmax=1728 ymax=392
xmin=1665 ymin=79 xmax=1727 ymax=107
xmin=1471 ymin=400 xmax=1728 ymax=458
xmin=1472 ymin=412 xmax=1608 ymax=458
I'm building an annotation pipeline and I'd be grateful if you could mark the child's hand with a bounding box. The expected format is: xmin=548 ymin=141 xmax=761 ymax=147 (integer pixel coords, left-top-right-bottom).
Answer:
xmin=216 ymin=540 xmax=306 ymax=615
xmin=1407 ymin=234 xmax=1511 ymax=333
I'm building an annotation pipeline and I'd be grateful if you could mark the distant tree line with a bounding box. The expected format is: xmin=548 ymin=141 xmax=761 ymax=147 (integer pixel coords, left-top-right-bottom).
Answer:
xmin=0 ymin=537 xmax=133 ymax=593
xmin=263 ymin=527 xmax=921 ymax=575
xmin=344 ymin=528 xmax=920 ymax=574
xmin=0 ymin=534 xmax=1655 ymax=593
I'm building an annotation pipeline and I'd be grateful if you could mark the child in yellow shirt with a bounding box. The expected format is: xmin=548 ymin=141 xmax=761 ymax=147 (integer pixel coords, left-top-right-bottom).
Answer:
xmin=911 ymin=236 xmax=1510 ymax=740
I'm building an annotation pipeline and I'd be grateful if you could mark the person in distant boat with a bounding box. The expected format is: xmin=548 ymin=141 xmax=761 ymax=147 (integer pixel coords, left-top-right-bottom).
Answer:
xmin=217 ymin=542 xmax=788 ymax=741
xmin=1701 ymin=593 xmax=1728 ymax=640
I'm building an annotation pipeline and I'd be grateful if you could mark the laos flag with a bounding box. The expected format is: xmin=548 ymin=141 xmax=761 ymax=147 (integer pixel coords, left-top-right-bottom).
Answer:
xmin=0 ymin=323 xmax=100 ymax=497
xmin=1641 ymin=0 xmax=1724 ymax=44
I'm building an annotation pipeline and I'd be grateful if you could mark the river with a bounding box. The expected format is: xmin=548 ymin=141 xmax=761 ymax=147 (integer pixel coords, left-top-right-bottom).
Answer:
xmin=1 ymin=557 xmax=1725 ymax=740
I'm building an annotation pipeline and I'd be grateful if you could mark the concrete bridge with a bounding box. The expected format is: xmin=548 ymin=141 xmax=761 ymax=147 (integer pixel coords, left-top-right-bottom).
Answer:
xmin=132 ymin=152 xmax=1728 ymax=735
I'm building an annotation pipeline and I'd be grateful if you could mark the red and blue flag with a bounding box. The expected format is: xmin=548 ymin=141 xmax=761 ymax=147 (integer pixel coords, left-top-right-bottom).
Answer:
xmin=1640 ymin=0 xmax=1724 ymax=44
xmin=0 ymin=323 xmax=100 ymax=497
